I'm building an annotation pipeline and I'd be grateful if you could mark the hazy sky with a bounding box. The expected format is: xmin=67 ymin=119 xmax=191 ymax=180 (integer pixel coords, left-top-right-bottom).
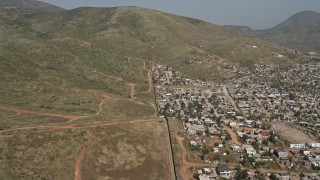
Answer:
xmin=42 ymin=0 xmax=320 ymax=29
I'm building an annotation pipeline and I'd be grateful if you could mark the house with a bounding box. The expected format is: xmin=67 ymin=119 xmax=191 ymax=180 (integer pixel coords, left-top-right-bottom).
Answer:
xmin=275 ymin=173 xmax=290 ymax=180
xmin=280 ymin=157 xmax=290 ymax=166
xmin=303 ymin=151 xmax=311 ymax=155
xmin=229 ymin=121 xmax=237 ymax=128
xmin=261 ymin=156 xmax=273 ymax=161
xmin=290 ymin=144 xmax=306 ymax=149
xmin=274 ymin=149 xmax=288 ymax=158
xmin=243 ymin=144 xmax=256 ymax=155
xmin=262 ymin=146 xmax=270 ymax=152
xmin=190 ymin=140 xmax=198 ymax=146
xmin=203 ymin=168 xmax=212 ymax=175
xmin=199 ymin=174 xmax=216 ymax=180
xmin=230 ymin=144 xmax=242 ymax=153
xmin=309 ymin=143 xmax=320 ymax=148
xmin=212 ymin=148 xmax=219 ymax=153
xmin=194 ymin=124 xmax=206 ymax=132
xmin=300 ymin=173 xmax=319 ymax=180
xmin=216 ymin=165 xmax=231 ymax=179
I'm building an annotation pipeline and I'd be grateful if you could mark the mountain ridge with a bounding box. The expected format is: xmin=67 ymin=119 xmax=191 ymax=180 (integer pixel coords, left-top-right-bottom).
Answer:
xmin=226 ymin=11 xmax=320 ymax=53
xmin=0 ymin=0 xmax=64 ymax=13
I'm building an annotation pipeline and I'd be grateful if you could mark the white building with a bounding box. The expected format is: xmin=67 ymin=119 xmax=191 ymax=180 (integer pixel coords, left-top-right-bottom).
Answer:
xmin=243 ymin=144 xmax=256 ymax=155
xmin=290 ymin=144 xmax=306 ymax=149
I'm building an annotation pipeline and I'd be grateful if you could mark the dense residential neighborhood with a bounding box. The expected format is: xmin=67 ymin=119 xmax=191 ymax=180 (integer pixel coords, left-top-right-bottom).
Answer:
xmin=153 ymin=60 xmax=320 ymax=180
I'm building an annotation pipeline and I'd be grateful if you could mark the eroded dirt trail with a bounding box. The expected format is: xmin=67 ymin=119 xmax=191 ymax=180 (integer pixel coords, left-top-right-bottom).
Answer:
xmin=88 ymin=90 xmax=117 ymax=116
xmin=74 ymin=145 xmax=86 ymax=180
xmin=0 ymin=105 xmax=89 ymax=122
xmin=223 ymin=125 xmax=242 ymax=146
xmin=175 ymin=133 xmax=193 ymax=180
xmin=91 ymin=69 xmax=127 ymax=83
xmin=222 ymin=85 xmax=240 ymax=112
xmin=146 ymin=63 xmax=153 ymax=93
xmin=0 ymin=119 xmax=155 ymax=134
xmin=128 ymin=83 xmax=136 ymax=98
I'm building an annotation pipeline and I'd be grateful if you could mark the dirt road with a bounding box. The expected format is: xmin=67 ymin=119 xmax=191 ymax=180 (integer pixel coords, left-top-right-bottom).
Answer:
xmin=0 ymin=105 xmax=88 ymax=122
xmin=223 ymin=125 xmax=242 ymax=146
xmin=255 ymin=98 xmax=271 ymax=117
xmin=0 ymin=119 xmax=155 ymax=135
xmin=74 ymin=146 xmax=86 ymax=180
xmin=222 ymin=85 xmax=240 ymax=112
xmin=88 ymin=90 xmax=117 ymax=116
xmin=175 ymin=133 xmax=193 ymax=180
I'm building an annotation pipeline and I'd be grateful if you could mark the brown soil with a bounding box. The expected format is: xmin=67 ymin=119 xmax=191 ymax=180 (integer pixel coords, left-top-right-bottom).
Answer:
xmin=175 ymin=134 xmax=194 ymax=180
xmin=74 ymin=146 xmax=86 ymax=180
xmin=0 ymin=56 xmax=162 ymax=179
xmin=88 ymin=90 xmax=117 ymax=116
xmin=223 ymin=125 xmax=242 ymax=146
xmin=0 ymin=105 xmax=88 ymax=123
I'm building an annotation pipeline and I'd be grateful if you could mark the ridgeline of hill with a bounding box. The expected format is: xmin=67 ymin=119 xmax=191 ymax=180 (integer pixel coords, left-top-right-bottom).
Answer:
xmin=0 ymin=5 xmax=302 ymax=113
xmin=0 ymin=0 xmax=64 ymax=13
xmin=226 ymin=11 xmax=320 ymax=53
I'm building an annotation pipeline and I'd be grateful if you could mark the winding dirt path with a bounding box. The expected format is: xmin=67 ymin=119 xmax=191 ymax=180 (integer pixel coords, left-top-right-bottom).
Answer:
xmin=91 ymin=68 xmax=138 ymax=99
xmin=88 ymin=90 xmax=117 ymax=116
xmin=74 ymin=145 xmax=86 ymax=180
xmin=0 ymin=105 xmax=88 ymax=123
xmin=66 ymin=50 xmax=153 ymax=101
xmin=91 ymin=69 xmax=127 ymax=83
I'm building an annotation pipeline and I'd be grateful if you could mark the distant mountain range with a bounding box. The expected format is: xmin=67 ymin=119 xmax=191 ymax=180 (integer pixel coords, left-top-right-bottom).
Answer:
xmin=0 ymin=0 xmax=64 ymax=13
xmin=226 ymin=11 xmax=320 ymax=53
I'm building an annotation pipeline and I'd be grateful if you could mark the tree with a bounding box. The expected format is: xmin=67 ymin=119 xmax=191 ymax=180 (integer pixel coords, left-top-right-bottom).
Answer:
xmin=242 ymin=134 xmax=249 ymax=142
xmin=247 ymin=156 xmax=255 ymax=164
xmin=289 ymin=93 xmax=295 ymax=100
xmin=262 ymin=140 xmax=269 ymax=146
xmin=255 ymin=170 xmax=261 ymax=178
xmin=202 ymin=148 xmax=209 ymax=156
xmin=235 ymin=169 xmax=248 ymax=180
xmin=225 ymin=133 xmax=231 ymax=140
xmin=214 ymin=142 xmax=219 ymax=147
xmin=213 ymin=155 xmax=221 ymax=161
xmin=269 ymin=173 xmax=279 ymax=180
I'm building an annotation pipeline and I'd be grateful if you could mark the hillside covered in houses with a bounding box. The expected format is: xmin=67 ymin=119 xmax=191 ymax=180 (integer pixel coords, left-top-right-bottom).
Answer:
xmin=153 ymin=58 xmax=320 ymax=179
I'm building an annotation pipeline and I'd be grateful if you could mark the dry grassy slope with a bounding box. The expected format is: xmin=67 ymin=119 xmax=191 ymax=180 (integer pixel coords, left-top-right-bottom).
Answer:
xmin=0 ymin=6 xmax=301 ymax=115
xmin=0 ymin=0 xmax=64 ymax=13
xmin=25 ymin=7 xmax=298 ymax=79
